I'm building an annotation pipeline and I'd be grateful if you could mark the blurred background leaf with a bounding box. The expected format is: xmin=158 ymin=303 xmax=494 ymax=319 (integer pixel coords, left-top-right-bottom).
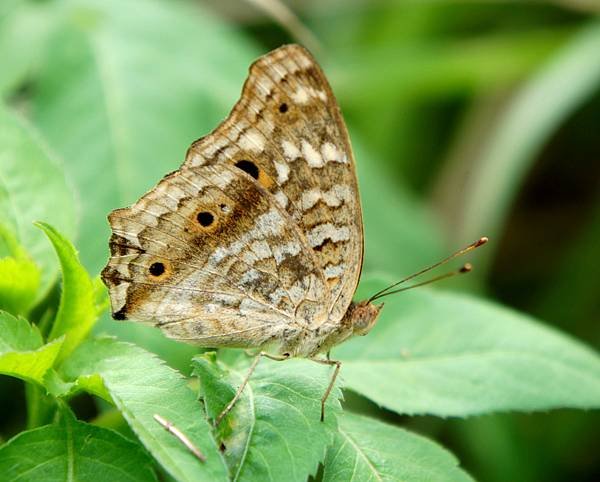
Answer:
xmin=0 ymin=104 xmax=77 ymax=299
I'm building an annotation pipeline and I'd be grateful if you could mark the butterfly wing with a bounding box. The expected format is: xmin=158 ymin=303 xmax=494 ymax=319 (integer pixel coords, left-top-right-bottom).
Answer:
xmin=184 ymin=45 xmax=363 ymax=321
xmin=102 ymin=163 xmax=330 ymax=347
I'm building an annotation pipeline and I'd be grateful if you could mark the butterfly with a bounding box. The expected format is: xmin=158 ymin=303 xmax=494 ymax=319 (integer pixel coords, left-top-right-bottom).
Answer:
xmin=101 ymin=44 xmax=486 ymax=425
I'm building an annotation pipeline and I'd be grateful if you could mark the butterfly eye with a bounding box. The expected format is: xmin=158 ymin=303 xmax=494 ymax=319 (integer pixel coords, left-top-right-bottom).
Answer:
xmin=148 ymin=262 xmax=165 ymax=277
xmin=278 ymin=103 xmax=288 ymax=113
xmin=235 ymin=159 xmax=259 ymax=180
xmin=197 ymin=211 xmax=214 ymax=227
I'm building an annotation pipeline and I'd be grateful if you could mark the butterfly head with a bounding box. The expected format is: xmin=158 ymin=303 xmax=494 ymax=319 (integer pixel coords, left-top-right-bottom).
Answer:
xmin=349 ymin=300 xmax=383 ymax=336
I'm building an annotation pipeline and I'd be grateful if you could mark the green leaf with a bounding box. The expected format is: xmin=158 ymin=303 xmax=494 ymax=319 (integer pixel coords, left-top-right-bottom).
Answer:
xmin=0 ymin=103 xmax=77 ymax=297
xmin=35 ymin=222 xmax=97 ymax=363
xmin=336 ymin=278 xmax=600 ymax=416
xmin=0 ymin=406 xmax=157 ymax=482
xmin=32 ymin=0 xmax=260 ymax=274
xmin=192 ymin=351 xmax=342 ymax=482
xmin=323 ymin=412 xmax=473 ymax=482
xmin=0 ymin=310 xmax=63 ymax=384
xmin=60 ymin=337 xmax=228 ymax=482
xmin=0 ymin=225 xmax=40 ymax=315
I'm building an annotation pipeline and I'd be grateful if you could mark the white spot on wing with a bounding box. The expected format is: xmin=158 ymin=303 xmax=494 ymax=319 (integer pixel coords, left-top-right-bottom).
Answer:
xmin=274 ymin=161 xmax=290 ymax=184
xmin=273 ymin=190 xmax=289 ymax=209
xmin=242 ymin=250 xmax=258 ymax=265
xmin=300 ymin=189 xmax=321 ymax=211
xmin=324 ymin=263 xmax=346 ymax=279
xmin=291 ymin=87 xmax=310 ymax=104
xmin=323 ymin=185 xmax=351 ymax=206
xmin=251 ymin=240 xmax=271 ymax=260
xmin=255 ymin=208 xmax=284 ymax=236
xmin=273 ymin=241 xmax=301 ymax=264
xmin=269 ymin=288 xmax=287 ymax=305
xmin=282 ymin=140 xmax=301 ymax=161
xmin=307 ymin=223 xmax=350 ymax=248
xmin=240 ymin=269 xmax=261 ymax=285
xmin=300 ymin=185 xmax=351 ymax=211
xmin=301 ymin=140 xmax=324 ymax=168
xmin=238 ymin=129 xmax=265 ymax=153
xmin=321 ymin=142 xmax=341 ymax=163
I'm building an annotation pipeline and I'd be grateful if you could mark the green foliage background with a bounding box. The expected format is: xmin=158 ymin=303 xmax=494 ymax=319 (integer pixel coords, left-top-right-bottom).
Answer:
xmin=1 ymin=0 xmax=599 ymax=480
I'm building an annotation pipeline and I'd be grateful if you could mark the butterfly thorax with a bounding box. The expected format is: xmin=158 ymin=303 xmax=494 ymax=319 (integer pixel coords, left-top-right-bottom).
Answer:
xmin=282 ymin=300 xmax=382 ymax=357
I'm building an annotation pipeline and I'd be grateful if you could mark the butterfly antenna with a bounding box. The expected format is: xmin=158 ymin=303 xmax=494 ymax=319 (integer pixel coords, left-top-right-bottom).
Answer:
xmin=370 ymin=263 xmax=473 ymax=301
xmin=368 ymin=237 xmax=488 ymax=303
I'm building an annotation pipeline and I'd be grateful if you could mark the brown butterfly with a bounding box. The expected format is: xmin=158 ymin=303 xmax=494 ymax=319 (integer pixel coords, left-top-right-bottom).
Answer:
xmin=101 ymin=44 xmax=486 ymax=426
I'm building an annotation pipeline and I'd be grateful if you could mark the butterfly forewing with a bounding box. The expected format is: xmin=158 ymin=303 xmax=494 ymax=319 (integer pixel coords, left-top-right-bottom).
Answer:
xmin=185 ymin=45 xmax=363 ymax=321
xmin=103 ymin=162 xmax=333 ymax=347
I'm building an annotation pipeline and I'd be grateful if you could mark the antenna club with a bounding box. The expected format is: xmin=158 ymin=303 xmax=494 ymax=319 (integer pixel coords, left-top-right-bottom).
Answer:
xmin=460 ymin=263 xmax=472 ymax=273
xmin=475 ymin=236 xmax=489 ymax=247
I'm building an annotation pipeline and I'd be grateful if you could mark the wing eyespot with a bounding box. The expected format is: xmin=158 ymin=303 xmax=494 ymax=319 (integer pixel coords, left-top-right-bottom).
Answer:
xmin=147 ymin=260 xmax=172 ymax=281
xmin=149 ymin=262 xmax=165 ymax=276
xmin=235 ymin=159 xmax=259 ymax=179
xmin=196 ymin=211 xmax=215 ymax=227
xmin=278 ymin=102 xmax=288 ymax=113
xmin=234 ymin=159 xmax=274 ymax=189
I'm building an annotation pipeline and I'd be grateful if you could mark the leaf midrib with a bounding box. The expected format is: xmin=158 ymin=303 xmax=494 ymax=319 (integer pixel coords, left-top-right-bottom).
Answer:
xmin=338 ymin=427 xmax=384 ymax=482
xmin=232 ymin=366 xmax=256 ymax=482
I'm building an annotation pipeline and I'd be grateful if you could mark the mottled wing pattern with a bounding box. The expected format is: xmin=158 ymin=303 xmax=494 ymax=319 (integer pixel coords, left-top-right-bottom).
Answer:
xmin=184 ymin=45 xmax=363 ymax=321
xmin=101 ymin=163 xmax=329 ymax=348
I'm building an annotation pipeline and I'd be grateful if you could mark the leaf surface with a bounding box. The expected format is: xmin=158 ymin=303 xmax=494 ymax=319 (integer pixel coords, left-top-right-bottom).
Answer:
xmin=193 ymin=351 xmax=342 ymax=482
xmin=323 ymin=412 xmax=473 ymax=482
xmin=0 ymin=103 xmax=77 ymax=297
xmin=337 ymin=278 xmax=600 ymax=416
xmin=0 ymin=407 xmax=157 ymax=482
xmin=60 ymin=337 xmax=228 ymax=482
xmin=0 ymin=226 xmax=40 ymax=315
xmin=0 ymin=310 xmax=63 ymax=384
xmin=36 ymin=222 xmax=98 ymax=363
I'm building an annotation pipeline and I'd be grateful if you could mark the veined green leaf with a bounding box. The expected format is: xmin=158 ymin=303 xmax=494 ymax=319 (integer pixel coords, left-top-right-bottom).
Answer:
xmin=60 ymin=337 xmax=228 ymax=482
xmin=336 ymin=278 xmax=600 ymax=416
xmin=35 ymin=222 xmax=97 ymax=363
xmin=323 ymin=412 xmax=473 ymax=482
xmin=193 ymin=351 xmax=342 ymax=482
xmin=0 ymin=103 xmax=77 ymax=298
xmin=0 ymin=310 xmax=63 ymax=385
xmin=0 ymin=405 xmax=157 ymax=481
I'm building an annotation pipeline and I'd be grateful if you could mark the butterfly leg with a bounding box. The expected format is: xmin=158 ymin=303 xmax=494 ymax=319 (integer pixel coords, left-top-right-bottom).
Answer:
xmin=215 ymin=351 xmax=289 ymax=426
xmin=310 ymin=357 xmax=342 ymax=422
